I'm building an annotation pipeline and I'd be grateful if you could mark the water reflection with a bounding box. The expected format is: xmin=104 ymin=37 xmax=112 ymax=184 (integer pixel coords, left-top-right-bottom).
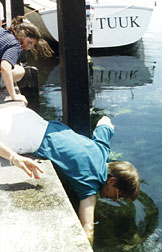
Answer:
xmin=26 ymin=52 xmax=61 ymax=120
xmin=27 ymin=52 xmax=60 ymax=87
xmin=26 ymin=49 xmax=155 ymax=122
xmin=93 ymin=191 xmax=158 ymax=252
xmin=89 ymin=56 xmax=154 ymax=89
xmin=88 ymin=54 xmax=155 ymax=110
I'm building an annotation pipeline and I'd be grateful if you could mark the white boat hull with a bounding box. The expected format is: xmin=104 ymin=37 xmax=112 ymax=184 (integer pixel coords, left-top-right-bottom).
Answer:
xmin=89 ymin=3 xmax=153 ymax=48
xmin=24 ymin=0 xmax=154 ymax=49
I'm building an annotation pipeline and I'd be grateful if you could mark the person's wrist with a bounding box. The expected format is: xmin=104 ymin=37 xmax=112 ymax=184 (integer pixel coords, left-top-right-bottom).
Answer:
xmin=9 ymin=152 xmax=18 ymax=165
xmin=11 ymin=93 xmax=17 ymax=100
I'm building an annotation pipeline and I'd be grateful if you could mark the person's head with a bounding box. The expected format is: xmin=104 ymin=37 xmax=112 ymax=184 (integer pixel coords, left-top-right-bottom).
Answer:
xmin=100 ymin=161 xmax=140 ymax=202
xmin=9 ymin=16 xmax=54 ymax=59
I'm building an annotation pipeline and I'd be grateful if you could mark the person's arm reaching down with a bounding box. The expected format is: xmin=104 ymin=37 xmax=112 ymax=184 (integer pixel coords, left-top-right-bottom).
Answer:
xmin=0 ymin=142 xmax=43 ymax=179
xmin=78 ymin=195 xmax=96 ymax=245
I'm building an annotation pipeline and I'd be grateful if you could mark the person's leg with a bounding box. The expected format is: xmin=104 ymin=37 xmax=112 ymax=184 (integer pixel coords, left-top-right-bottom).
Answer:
xmin=12 ymin=64 xmax=25 ymax=83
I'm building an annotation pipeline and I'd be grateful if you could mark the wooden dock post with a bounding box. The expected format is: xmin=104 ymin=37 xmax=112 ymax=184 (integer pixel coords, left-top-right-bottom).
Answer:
xmin=10 ymin=0 xmax=24 ymax=18
xmin=0 ymin=0 xmax=6 ymax=25
xmin=57 ymin=0 xmax=90 ymax=136
xmin=0 ymin=0 xmax=24 ymax=27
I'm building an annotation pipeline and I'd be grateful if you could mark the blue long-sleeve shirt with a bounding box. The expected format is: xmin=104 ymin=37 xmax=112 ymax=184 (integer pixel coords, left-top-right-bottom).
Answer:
xmin=36 ymin=120 xmax=114 ymax=200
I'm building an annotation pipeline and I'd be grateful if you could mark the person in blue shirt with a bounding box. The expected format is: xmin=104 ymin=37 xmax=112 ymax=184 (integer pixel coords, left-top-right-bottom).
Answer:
xmin=0 ymin=106 xmax=140 ymax=243
xmin=0 ymin=16 xmax=53 ymax=105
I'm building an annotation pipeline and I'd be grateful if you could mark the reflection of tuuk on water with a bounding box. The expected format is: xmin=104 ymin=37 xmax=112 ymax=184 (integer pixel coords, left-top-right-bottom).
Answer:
xmin=89 ymin=55 xmax=155 ymax=90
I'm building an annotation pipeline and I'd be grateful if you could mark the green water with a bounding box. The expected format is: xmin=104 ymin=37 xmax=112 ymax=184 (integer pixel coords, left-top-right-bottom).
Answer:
xmin=26 ymin=2 xmax=162 ymax=251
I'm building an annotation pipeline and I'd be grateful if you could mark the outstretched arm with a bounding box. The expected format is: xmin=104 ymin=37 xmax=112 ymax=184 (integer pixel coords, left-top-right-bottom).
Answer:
xmin=0 ymin=142 xmax=43 ymax=179
xmin=78 ymin=195 xmax=96 ymax=245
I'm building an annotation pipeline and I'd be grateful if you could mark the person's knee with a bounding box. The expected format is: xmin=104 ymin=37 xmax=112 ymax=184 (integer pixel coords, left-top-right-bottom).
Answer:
xmin=12 ymin=65 xmax=25 ymax=82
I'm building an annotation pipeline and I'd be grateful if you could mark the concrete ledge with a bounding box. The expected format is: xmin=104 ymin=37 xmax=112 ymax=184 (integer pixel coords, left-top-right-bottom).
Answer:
xmin=0 ymin=85 xmax=24 ymax=107
xmin=0 ymin=158 xmax=93 ymax=252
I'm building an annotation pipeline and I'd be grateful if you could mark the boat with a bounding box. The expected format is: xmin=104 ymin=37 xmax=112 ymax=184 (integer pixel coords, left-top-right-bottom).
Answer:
xmin=24 ymin=0 xmax=58 ymax=43
xmin=24 ymin=0 xmax=155 ymax=50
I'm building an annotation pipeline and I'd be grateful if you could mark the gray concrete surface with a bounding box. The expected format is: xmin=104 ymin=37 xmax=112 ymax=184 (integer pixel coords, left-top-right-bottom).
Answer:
xmin=0 ymin=85 xmax=93 ymax=252
xmin=0 ymin=159 xmax=93 ymax=252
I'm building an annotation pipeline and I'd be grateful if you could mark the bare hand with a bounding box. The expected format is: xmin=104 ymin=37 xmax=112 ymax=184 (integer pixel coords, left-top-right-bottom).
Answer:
xmin=12 ymin=94 xmax=28 ymax=106
xmin=97 ymin=116 xmax=114 ymax=129
xmin=12 ymin=154 xmax=44 ymax=179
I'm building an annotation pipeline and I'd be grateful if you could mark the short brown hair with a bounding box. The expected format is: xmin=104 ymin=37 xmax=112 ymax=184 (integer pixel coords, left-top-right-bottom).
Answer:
xmin=108 ymin=161 xmax=140 ymax=201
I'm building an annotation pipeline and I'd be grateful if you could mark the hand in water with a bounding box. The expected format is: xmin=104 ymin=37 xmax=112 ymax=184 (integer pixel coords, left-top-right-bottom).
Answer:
xmin=83 ymin=223 xmax=94 ymax=245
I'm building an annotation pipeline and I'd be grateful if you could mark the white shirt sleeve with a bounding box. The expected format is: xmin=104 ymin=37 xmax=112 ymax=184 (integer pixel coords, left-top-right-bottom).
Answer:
xmin=0 ymin=106 xmax=48 ymax=154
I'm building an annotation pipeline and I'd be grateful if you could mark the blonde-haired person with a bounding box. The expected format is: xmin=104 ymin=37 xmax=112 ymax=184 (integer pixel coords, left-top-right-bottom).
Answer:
xmin=0 ymin=16 xmax=53 ymax=105
xmin=0 ymin=106 xmax=140 ymax=244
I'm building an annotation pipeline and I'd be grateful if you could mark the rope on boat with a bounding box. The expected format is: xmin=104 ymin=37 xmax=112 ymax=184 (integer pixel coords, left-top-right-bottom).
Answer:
xmin=94 ymin=5 xmax=134 ymax=19
xmin=24 ymin=8 xmax=45 ymax=17
xmin=2 ymin=7 xmax=45 ymax=26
